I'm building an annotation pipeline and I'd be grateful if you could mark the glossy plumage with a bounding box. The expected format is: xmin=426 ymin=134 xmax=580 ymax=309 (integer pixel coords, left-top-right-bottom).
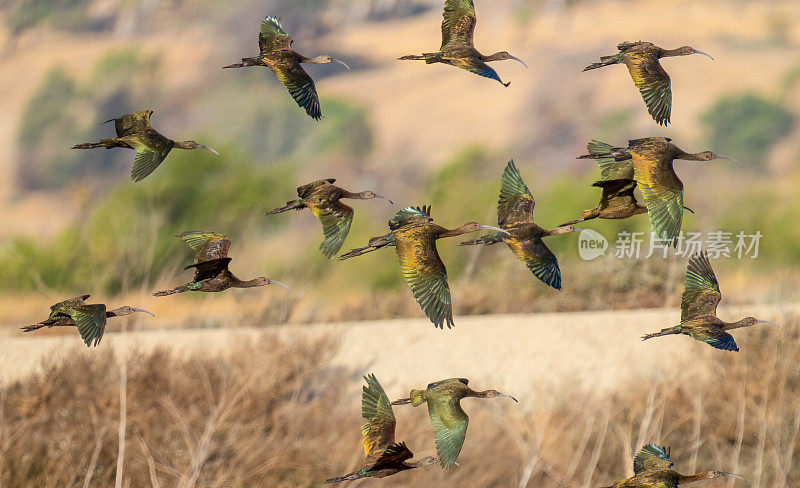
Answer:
xmin=583 ymin=42 xmax=714 ymax=126
xmin=153 ymin=231 xmax=288 ymax=296
xmin=22 ymin=295 xmax=154 ymax=347
xmin=561 ymin=179 xmax=648 ymax=226
xmin=460 ymin=160 xmax=578 ymax=290
xmin=339 ymin=206 xmax=506 ymax=328
xmin=600 ymin=443 xmax=740 ymax=487
xmin=265 ymin=178 xmax=392 ymax=258
xmin=326 ymin=374 xmax=436 ymax=483
xmin=223 ymin=17 xmax=349 ymax=120
xmin=72 ymin=110 xmax=218 ymax=182
xmin=399 ymin=0 xmax=527 ymax=86
xmin=579 ymin=138 xmax=739 ymax=244
xmin=391 ymin=378 xmax=517 ymax=468
xmin=641 ymin=252 xmax=777 ymax=351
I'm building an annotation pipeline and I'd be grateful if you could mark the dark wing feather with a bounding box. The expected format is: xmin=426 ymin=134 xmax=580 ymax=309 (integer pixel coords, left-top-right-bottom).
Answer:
xmin=269 ymin=62 xmax=321 ymax=120
xmin=497 ymin=160 xmax=535 ymax=227
xmin=689 ymin=327 xmax=739 ymax=352
xmin=296 ymin=178 xmax=335 ymax=198
xmin=361 ymin=374 xmax=397 ymax=456
xmin=633 ymin=444 xmax=674 ymax=474
xmin=441 ymin=0 xmax=476 ymax=49
xmin=447 ymin=57 xmax=507 ymax=85
xmin=309 ymin=200 xmax=354 ymax=258
xmin=396 ymin=236 xmax=453 ymax=329
xmin=70 ymin=304 xmax=108 ymax=347
xmin=109 ymin=110 xmax=154 ymax=137
xmin=681 ymin=252 xmax=722 ymax=321
xmin=626 ymin=55 xmax=672 ymax=126
xmin=587 ymin=140 xmax=634 ymax=180
xmin=389 ymin=206 xmax=432 ymax=231
xmin=129 ymin=137 xmax=172 ymax=182
xmin=633 ymin=154 xmax=684 ymax=244
xmin=594 ymin=179 xmax=638 ymax=208
xmin=185 ymin=258 xmax=232 ymax=282
xmin=259 ymin=17 xmax=292 ymax=53
xmin=177 ymin=232 xmax=232 ymax=263
xmin=368 ymin=442 xmax=414 ymax=471
xmin=509 ymin=237 xmax=562 ymax=290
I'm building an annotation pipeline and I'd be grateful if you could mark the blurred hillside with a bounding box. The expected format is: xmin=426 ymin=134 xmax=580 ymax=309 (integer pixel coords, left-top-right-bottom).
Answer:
xmin=1 ymin=0 xmax=799 ymax=325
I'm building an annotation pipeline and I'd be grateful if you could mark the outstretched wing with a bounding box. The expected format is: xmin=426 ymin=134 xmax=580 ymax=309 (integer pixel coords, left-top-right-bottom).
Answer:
xmin=361 ymin=374 xmax=397 ymax=456
xmin=633 ymin=153 xmax=684 ymax=244
xmin=427 ymin=395 xmax=468 ymax=468
xmin=396 ymin=235 xmax=453 ymax=329
xmin=69 ymin=304 xmax=108 ymax=347
xmin=296 ymin=178 xmax=335 ymax=198
xmin=389 ymin=206 xmax=432 ymax=231
xmin=447 ymin=57 xmax=507 ymax=85
xmin=508 ymin=237 xmax=562 ymax=290
xmin=177 ymin=231 xmax=232 ymax=263
xmin=185 ymin=258 xmax=232 ymax=282
xmin=689 ymin=326 xmax=739 ymax=352
xmin=309 ymin=201 xmax=354 ymax=258
xmin=129 ymin=136 xmax=173 ymax=182
xmin=368 ymin=442 xmax=414 ymax=471
xmin=497 ymin=160 xmax=535 ymax=227
xmin=633 ymin=444 xmax=674 ymax=474
xmin=441 ymin=0 xmax=476 ymax=49
xmin=586 ymin=140 xmax=634 ymax=180
xmin=681 ymin=252 xmax=722 ymax=321
xmin=269 ymin=62 xmax=321 ymax=120
xmin=259 ymin=17 xmax=292 ymax=53
xmin=109 ymin=110 xmax=154 ymax=137
xmin=594 ymin=179 xmax=639 ymax=208
xmin=625 ymin=54 xmax=672 ymax=126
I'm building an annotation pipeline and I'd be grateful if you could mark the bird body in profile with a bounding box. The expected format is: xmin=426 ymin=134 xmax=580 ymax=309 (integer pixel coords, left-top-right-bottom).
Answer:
xmin=326 ymin=374 xmax=437 ymax=483
xmin=265 ymin=178 xmax=392 ymax=258
xmin=583 ymin=41 xmax=714 ymax=126
xmin=22 ymin=295 xmax=154 ymax=347
xmin=399 ymin=0 xmax=527 ymax=86
xmin=391 ymin=378 xmax=517 ymax=468
xmin=339 ymin=206 xmax=507 ymax=328
xmin=153 ymin=232 xmax=288 ymax=296
xmin=460 ymin=160 xmax=578 ymax=290
xmin=561 ymin=179 xmax=648 ymax=226
xmin=642 ymin=252 xmax=776 ymax=351
xmin=578 ymin=138 xmax=740 ymax=245
xmin=599 ymin=443 xmax=741 ymax=487
xmin=224 ymin=17 xmax=349 ymax=120
xmin=72 ymin=110 xmax=218 ymax=182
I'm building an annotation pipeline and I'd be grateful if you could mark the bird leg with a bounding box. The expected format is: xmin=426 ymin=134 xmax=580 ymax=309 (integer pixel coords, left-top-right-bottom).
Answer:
xmin=153 ymin=284 xmax=191 ymax=297
xmin=641 ymin=326 xmax=682 ymax=341
xmin=72 ymin=139 xmax=123 ymax=150
xmin=265 ymin=200 xmax=305 ymax=215
xmin=338 ymin=235 xmax=393 ymax=260
xmin=390 ymin=398 xmax=412 ymax=406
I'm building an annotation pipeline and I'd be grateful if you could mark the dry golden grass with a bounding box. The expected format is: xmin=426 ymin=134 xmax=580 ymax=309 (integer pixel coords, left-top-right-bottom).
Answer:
xmin=2 ymin=315 xmax=797 ymax=487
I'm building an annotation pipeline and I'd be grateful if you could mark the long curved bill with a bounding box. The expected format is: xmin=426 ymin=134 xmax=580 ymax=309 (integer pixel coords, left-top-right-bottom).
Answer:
xmin=198 ymin=144 xmax=220 ymax=156
xmin=333 ymin=58 xmax=351 ymax=70
xmin=509 ymin=55 xmax=528 ymax=69
xmin=695 ymin=50 xmax=715 ymax=61
xmin=758 ymin=320 xmax=779 ymax=327
xmin=720 ymin=472 xmax=744 ymax=480
xmin=269 ymin=280 xmax=290 ymax=290
xmin=500 ymin=392 xmax=519 ymax=403
xmin=132 ymin=308 xmax=156 ymax=317
xmin=479 ymin=224 xmax=511 ymax=236
xmin=716 ymin=155 xmax=743 ymax=167
xmin=376 ymin=195 xmax=394 ymax=205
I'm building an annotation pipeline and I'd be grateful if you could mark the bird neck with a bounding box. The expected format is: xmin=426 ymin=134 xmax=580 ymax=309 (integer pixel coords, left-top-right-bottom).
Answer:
xmin=660 ymin=48 xmax=687 ymax=58
xmin=674 ymin=150 xmax=706 ymax=161
xmin=546 ymin=226 xmax=576 ymax=236
xmin=300 ymin=55 xmax=329 ymax=64
xmin=343 ymin=190 xmax=373 ymax=200
xmin=234 ymin=278 xmax=266 ymax=289
xmin=723 ymin=318 xmax=754 ymax=331
xmin=482 ymin=52 xmax=505 ymax=62
xmin=173 ymin=140 xmax=193 ymax=150
xmin=106 ymin=307 xmax=130 ymax=317
xmin=438 ymin=224 xmax=478 ymax=239
xmin=677 ymin=472 xmax=716 ymax=484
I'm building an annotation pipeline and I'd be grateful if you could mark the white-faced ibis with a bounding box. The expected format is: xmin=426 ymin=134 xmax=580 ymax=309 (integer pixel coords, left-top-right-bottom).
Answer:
xmin=265 ymin=178 xmax=392 ymax=258
xmin=72 ymin=110 xmax=219 ymax=182
xmin=600 ymin=443 xmax=741 ymax=487
xmin=579 ymin=138 xmax=741 ymax=244
xmin=223 ymin=17 xmax=349 ymax=120
xmin=560 ymin=179 xmax=647 ymax=226
xmin=326 ymin=374 xmax=437 ymax=483
xmin=338 ymin=206 xmax=507 ymax=328
xmin=391 ymin=378 xmax=517 ymax=468
xmin=153 ymin=231 xmax=288 ymax=296
xmin=642 ymin=252 xmax=777 ymax=351
xmin=460 ymin=160 xmax=579 ymax=290
xmin=583 ymin=41 xmax=714 ymax=126
xmin=399 ymin=0 xmax=527 ymax=86
xmin=21 ymin=295 xmax=154 ymax=347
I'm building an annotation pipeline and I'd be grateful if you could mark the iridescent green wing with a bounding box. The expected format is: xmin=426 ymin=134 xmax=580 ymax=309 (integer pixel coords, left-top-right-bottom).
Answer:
xmin=509 ymin=237 xmax=561 ymax=290
xmin=633 ymin=444 xmax=674 ymax=474
xmin=389 ymin=206 xmax=432 ymax=231
xmin=296 ymin=178 xmax=335 ymax=198
xmin=360 ymin=374 xmax=396 ymax=457
xmin=587 ymin=140 xmax=634 ymax=180
xmin=177 ymin=231 xmax=232 ymax=263
xmin=441 ymin=0 xmax=476 ymax=49
xmin=129 ymin=134 xmax=173 ymax=182
xmin=269 ymin=61 xmax=321 ymax=120
xmin=689 ymin=325 xmax=739 ymax=352
xmin=447 ymin=57 xmax=507 ymax=85
xmin=681 ymin=252 xmax=721 ymax=321
xmin=110 ymin=110 xmax=154 ymax=137
xmin=258 ymin=17 xmax=292 ymax=53
xmin=395 ymin=231 xmax=453 ymax=328
xmin=427 ymin=395 xmax=468 ymax=468
xmin=308 ymin=200 xmax=353 ymax=258
xmin=633 ymin=152 xmax=683 ymax=244
xmin=69 ymin=304 xmax=107 ymax=347
xmin=497 ymin=160 xmax=535 ymax=227
xmin=625 ymin=51 xmax=672 ymax=126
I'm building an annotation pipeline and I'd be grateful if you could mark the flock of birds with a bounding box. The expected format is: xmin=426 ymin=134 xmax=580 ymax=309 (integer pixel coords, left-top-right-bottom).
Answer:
xmin=21 ymin=1 xmax=781 ymax=485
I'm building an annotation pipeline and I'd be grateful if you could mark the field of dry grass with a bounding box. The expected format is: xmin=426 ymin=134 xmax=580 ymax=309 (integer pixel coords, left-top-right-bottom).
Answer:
xmin=1 ymin=308 xmax=798 ymax=487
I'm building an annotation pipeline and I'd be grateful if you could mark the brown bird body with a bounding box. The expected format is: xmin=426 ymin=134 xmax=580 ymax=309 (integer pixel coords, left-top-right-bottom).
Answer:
xmin=266 ymin=178 xmax=391 ymax=258
xmin=22 ymin=295 xmax=154 ymax=347
xmin=642 ymin=252 xmax=776 ymax=351
xmin=561 ymin=179 xmax=647 ymax=226
xmin=153 ymin=232 xmax=287 ymax=296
